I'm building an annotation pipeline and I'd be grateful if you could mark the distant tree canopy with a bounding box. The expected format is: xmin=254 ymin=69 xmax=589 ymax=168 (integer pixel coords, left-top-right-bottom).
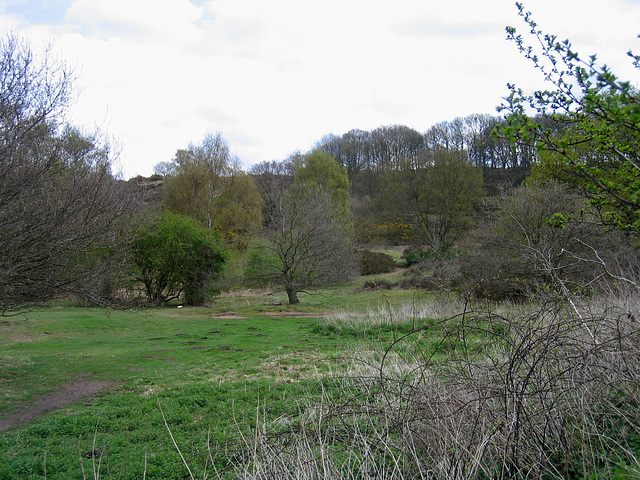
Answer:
xmin=0 ymin=33 xmax=138 ymax=313
xmin=315 ymin=117 xmax=534 ymax=179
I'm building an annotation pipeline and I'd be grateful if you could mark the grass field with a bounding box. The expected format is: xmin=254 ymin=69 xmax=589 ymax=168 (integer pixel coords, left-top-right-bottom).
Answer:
xmin=6 ymin=259 xmax=638 ymax=480
xmin=0 ymin=276 xmax=435 ymax=479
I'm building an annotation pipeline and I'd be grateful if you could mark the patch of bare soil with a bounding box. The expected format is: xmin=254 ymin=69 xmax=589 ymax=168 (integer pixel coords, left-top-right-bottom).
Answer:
xmin=0 ymin=378 xmax=114 ymax=432
xmin=212 ymin=311 xmax=248 ymax=319
xmin=264 ymin=311 xmax=331 ymax=318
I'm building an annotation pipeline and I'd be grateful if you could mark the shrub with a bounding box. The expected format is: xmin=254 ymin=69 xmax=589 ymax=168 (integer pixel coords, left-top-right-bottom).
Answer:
xmin=130 ymin=212 xmax=228 ymax=305
xmin=460 ymin=182 xmax=637 ymax=300
xmin=360 ymin=250 xmax=397 ymax=275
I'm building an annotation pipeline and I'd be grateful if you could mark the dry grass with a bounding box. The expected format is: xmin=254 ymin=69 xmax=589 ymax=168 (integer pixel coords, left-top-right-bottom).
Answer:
xmin=222 ymin=291 xmax=640 ymax=480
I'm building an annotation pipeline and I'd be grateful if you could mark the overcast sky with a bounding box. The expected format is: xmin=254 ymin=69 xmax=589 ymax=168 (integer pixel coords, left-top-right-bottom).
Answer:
xmin=1 ymin=0 xmax=639 ymax=178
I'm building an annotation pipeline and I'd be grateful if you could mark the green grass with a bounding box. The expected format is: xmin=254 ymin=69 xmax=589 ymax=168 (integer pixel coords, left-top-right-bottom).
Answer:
xmin=7 ymin=286 xmax=632 ymax=479
xmin=1 ymin=308 xmax=330 ymax=404
xmin=369 ymin=247 xmax=406 ymax=264
xmin=0 ymin=283 xmax=441 ymax=479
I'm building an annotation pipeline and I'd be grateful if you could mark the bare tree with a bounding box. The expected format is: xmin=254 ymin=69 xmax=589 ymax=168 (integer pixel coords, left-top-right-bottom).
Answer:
xmin=0 ymin=33 xmax=138 ymax=313
xmin=250 ymin=159 xmax=295 ymax=228
xmin=248 ymin=184 xmax=357 ymax=304
xmin=0 ymin=34 xmax=73 ymax=207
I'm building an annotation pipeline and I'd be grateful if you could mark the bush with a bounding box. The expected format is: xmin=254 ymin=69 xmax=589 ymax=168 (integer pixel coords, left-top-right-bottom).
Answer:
xmin=130 ymin=212 xmax=228 ymax=305
xmin=460 ymin=182 xmax=638 ymax=300
xmin=360 ymin=250 xmax=397 ymax=275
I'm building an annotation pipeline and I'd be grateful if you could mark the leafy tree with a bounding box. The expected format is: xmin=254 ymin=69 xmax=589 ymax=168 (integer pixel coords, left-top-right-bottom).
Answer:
xmin=498 ymin=2 xmax=640 ymax=232
xmin=378 ymin=149 xmax=484 ymax=249
xmin=212 ymin=173 xmax=263 ymax=248
xmin=130 ymin=212 xmax=227 ymax=305
xmin=160 ymin=132 xmax=262 ymax=244
xmin=294 ymin=150 xmax=351 ymax=223
xmin=161 ymin=132 xmax=234 ymax=228
xmin=0 ymin=33 xmax=138 ymax=313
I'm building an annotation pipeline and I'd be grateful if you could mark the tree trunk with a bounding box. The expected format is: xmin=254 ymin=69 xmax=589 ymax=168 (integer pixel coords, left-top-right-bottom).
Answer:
xmin=286 ymin=287 xmax=300 ymax=305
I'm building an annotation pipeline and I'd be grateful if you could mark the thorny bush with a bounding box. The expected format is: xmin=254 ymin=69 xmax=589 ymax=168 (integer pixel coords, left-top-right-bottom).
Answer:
xmin=237 ymin=295 xmax=640 ymax=479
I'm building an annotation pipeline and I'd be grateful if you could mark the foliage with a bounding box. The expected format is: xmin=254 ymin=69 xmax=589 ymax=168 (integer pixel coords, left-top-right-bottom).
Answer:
xmin=378 ymin=148 xmax=484 ymax=249
xmin=0 ymin=33 xmax=138 ymax=313
xmin=461 ymin=181 xmax=635 ymax=300
xmin=212 ymin=172 xmax=263 ymax=248
xmin=498 ymin=3 xmax=640 ymax=233
xmin=294 ymin=150 xmax=351 ymax=224
xmin=359 ymin=250 xmax=397 ymax=275
xmin=354 ymin=220 xmax=413 ymax=244
xmin=403 ymin=243 xmax=466 ymax=266
xmin=243 ymin=241 xmax=281 ymax=288
xmin=130 ymin=212 xmax=227 ymax=305
xmin=160 ymin=132 xmax=262 ymax=243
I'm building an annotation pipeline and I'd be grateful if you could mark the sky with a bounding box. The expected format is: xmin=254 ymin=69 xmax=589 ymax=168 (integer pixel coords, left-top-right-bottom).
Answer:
xmin=0 ymin=0 xmax=639 ymax=178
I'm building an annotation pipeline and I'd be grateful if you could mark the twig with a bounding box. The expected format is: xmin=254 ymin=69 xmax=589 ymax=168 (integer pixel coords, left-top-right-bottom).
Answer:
xmin=157 ymin=399 xmax=195 ymax=480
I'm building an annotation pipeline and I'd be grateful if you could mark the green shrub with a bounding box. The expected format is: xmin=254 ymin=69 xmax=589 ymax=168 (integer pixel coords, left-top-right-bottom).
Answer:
xmin=360 ymin=250 xmax=397 ymax=275
xmin=130 ymin=212 xmax=228 ymax=305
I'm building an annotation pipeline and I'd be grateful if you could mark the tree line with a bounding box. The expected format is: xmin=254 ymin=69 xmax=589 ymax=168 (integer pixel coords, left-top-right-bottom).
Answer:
xmin=315 ymin=115 xmax=535 ymax=177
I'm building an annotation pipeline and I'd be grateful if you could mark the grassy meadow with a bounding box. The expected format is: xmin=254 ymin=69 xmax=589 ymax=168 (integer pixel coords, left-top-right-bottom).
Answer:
xmin=3 ymin=266 xmax=640 ymax=480
xmin=0 ymin=271 xmax=441 ymax=479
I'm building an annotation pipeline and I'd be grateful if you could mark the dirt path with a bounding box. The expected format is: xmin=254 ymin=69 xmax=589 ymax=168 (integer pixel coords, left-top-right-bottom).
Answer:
xmin=0 ymin=380 xmax=114 ymax=432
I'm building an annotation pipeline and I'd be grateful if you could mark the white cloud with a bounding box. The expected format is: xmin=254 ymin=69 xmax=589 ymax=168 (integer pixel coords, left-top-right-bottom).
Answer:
xmin=0 ymin=0 xmax=639 ymax=177
xmin=65 ymin=0 xmax=203 ymax=44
